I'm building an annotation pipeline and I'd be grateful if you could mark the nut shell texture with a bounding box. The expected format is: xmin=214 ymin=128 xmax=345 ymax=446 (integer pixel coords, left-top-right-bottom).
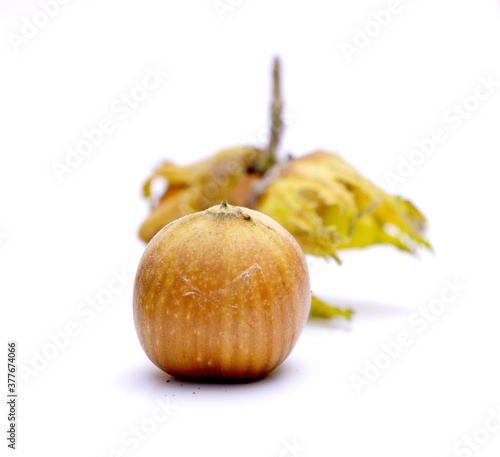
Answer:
xmin=133 ymin=202 xmax=311 ymax=380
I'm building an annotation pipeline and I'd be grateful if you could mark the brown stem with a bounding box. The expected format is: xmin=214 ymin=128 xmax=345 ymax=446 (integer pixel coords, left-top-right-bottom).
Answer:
xmin=255 ymin=56 xmax=284 ymax=171
xmin=268 ymin=56 xmax=283 ymax=161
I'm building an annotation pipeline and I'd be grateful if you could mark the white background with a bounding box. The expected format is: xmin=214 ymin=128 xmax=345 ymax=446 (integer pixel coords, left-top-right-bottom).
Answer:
xmin=1 ymin=1 xmax=500 ymax=456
